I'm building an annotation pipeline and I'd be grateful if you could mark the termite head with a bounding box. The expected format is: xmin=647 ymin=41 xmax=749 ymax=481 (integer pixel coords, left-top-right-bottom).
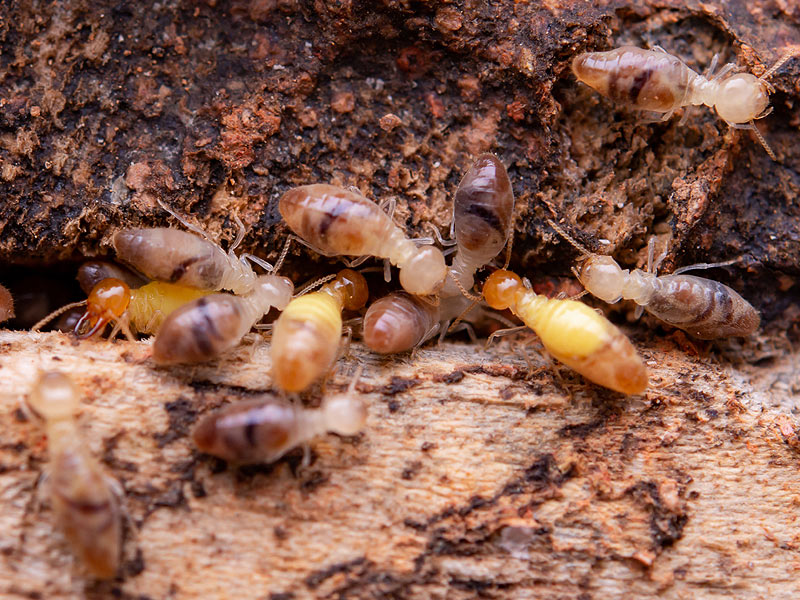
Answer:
xmin=399 ymin=246 xmax=447 ymax=295
xmin=323 ymin=394 xmax=367 ymax=436
xmin=28 ymin=371 xmax=79 ymax=422
xmin=483 ymin=270 xmax=523 ymax=310
xmin=255 ymin=275 xmax=295 ymax=311
xmin=332 ymin=269 xmax=369 ymax=311
xmin=578 ymin=256 xmax=625 ymax=303
xmin=75 ymin=278 xmax=131 ymax=339
xmin=715 ymin=73 xmax=770 ymax=124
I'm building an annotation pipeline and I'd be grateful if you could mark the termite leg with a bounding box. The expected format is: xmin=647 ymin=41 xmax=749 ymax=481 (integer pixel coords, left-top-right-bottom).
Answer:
xmin=383 ymin=258 xmax=391 ymax=282
xmin=378 ymin=195 xmax=396 ymax=220
xmin=428 ymin=225 xmax=457 ymax=247
xmin=230 ymin=213 xmax=246 ymax=252
xmin=342 ymin=255 xmax=371 ymax=269
xmin=448 ymin=321 xmax=478 ymax=343
xmin=486 ymin=325 xmax=529 ymax=349
xmin=241 ymin=253 xmax=274 ymax=273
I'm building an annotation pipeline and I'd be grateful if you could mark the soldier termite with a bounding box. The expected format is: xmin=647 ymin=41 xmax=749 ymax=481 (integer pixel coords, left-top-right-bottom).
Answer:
xmin=192 ymin=371 xmax=367 ymax=464
xmin=483 ymin=269 xmax=648 ymax=395
xmin=151 ymin=274 xmax=295 ymax=364
xmin=363 ymin=153 xmax=515 ymax=354
xmin=548 ymin=220 xmax=761 ymax=339
xmin=113 ymin=201 xmax=273 ymax=295
xmin=0 ymin=283 xmax=14 ymax=323
xmin=271 ymin=269 xmax=369 ymax=393
xmin=279 ymin=184 xmax=447 ymax=295
xmin=572 ymin=45 xmax=797 ymax=159
xmin=27 ymin=371 xmax=123 ymax=579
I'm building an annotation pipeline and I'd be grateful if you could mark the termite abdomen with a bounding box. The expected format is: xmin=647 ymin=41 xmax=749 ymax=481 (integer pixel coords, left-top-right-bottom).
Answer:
xmin=646 ymin=274 xmax=760 ymax=339
xmin=363 ymin=292 xmax=439 ymax=354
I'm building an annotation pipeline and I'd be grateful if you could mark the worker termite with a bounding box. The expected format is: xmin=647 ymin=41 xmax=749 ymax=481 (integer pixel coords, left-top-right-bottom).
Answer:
xmin=151 ymin=274 xmax=294 ymax=364
xmin=483 ymin=269 xmax=648 ymax=395
xmin=363 ymin=153 xmax=515 ymax=354
xmin=0 ymin=283 xmax=14 ymax=323
xmin=113 ymin=202 xmax=272 ymax=295
xmin=548 ymin=220 xmax=761 ymax=339
xmin=572 ymin=45 xmax=797 ymax=159
xmin=27 ymin=371 xmax=123 ymax=579
xmin=279 ymin=184 xmax=447 ymax=295
xmin=31 ymin=278 xmax=211 ymax=339
xmin=192 ymin=372 xmax=367 ymax=464
xmin=271 ymin=269 xmax=368 ymax=392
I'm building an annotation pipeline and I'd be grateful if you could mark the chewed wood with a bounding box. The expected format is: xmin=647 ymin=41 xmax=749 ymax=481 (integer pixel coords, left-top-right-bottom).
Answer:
xmin=0 ymin=331 xmax=798 ymax=598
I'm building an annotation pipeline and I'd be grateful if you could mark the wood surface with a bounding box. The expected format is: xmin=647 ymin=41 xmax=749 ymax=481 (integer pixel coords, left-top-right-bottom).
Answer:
xmin=1 ymin=330 xmax=799 ymax=599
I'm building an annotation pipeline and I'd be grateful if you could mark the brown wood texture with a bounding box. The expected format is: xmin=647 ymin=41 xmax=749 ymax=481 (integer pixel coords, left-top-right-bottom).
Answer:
xmin=1 ymin=331 xmax=799 ymax=599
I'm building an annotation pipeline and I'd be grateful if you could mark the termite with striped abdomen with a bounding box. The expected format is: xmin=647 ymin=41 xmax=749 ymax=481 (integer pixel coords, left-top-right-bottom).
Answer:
xmin=572 ymin=45 xmax=797 ymax=159
xmin=483 ymin=269 xmax=648 ymax=395
xmin=548 ymin=220 xmax=760 ymax=339
xmin=271 ymin=269 xmax=368 ymax=392
xmin=279 ymin=184 xmax=447 ymax=295
xmin=27 ymin=371 xmax=123 ymax=579
xmin=192 ymin=373 xmax=367 ymax=464
xmin=151 ymin=274 xmax=295 ymax=364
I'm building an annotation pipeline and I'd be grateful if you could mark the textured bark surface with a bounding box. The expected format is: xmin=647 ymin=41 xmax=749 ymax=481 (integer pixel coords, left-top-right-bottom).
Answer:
xmin=0 ymin=332 xmax=799 ymax=599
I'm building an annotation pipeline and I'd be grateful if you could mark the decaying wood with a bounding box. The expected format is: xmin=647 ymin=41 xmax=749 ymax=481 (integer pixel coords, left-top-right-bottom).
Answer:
xmin=1 ymin=330 xmax=799 ymax=599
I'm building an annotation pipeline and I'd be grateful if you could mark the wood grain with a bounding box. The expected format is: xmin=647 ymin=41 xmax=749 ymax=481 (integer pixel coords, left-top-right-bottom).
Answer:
xmin=1 ymin=331 xmax=798 ymax=599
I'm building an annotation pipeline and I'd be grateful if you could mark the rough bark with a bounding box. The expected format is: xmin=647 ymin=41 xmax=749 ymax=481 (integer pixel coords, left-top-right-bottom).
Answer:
xmin=0 ymin=332 xmax=799 ymax=599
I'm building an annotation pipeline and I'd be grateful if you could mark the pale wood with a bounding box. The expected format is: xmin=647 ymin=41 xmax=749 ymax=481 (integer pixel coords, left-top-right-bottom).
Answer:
xmin=0 ymin=331 xmax=798 ymax=599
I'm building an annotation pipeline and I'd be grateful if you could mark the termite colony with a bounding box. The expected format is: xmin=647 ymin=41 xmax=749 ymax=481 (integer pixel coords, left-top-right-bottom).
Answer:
xmin=4 ymin=42 xmax=783 ymax=580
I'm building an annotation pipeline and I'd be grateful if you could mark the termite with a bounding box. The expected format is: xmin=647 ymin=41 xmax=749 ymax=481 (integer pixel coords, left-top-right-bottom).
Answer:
xmin=192 ymin=373 xmax=367 ymax=464
xmin=572 ymin=45 xmax=797 ymax=159
xmin=363 ymin=153 xmax=515 ymax=354
xmin=151 ymin=274 xmax=294 ymax=364
xmin=483 ymin=269 xmax=648 ymax=395
xmin=70 ymin=278 xmax=211 ymax=340
xmin=548 ymin=220 xmax=761 ymax=339
xmin=279 ymin=184 xmax=447 ymax=295
xmin=271 ymin=269 xmax=368 ymax=392
xmin=113 ymin=202 xmax=272 ymax=295
xmin=0 ymin=283 xmax=14 ymax=323
xmin=27 ymin=371 xmax=123 ymax=579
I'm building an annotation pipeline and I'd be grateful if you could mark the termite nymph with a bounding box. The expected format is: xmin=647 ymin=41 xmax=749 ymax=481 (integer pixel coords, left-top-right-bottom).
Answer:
xmin=73 ymin=278 xmax=210 ymax=339
xmin=363 ymin=292 xmax=440 ymax=354
xmin=483 ymin=270 xmax=648 ymax=395
xmin=271 ymin=269 xmax=368 ymax=392
xmin=549 ymin=221 xmax=760 ymax=339
xmin=572 ymin=46 xmax=797 ymax=159
xmin=27 ymin=371 xmax=123 ymax=579
xmin=151 ymin=274 xmax=294 ymax=364
xmin=279 ymin=184 xmax=447 ymax=295
xmin=192 ymin=374 xmax=367 ymax=464
xmin=113 ymin=202 xmax=272 ymax=295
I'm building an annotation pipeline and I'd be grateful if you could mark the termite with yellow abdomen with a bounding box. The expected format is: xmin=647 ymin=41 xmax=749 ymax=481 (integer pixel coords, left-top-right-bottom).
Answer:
xmin=32 ymin=278 xmax=212 ymax=340
xmin=271 ymin=269 xmax=368 ymax=392
xmin=572 ymin=45 xmax=797 ymax=159
xmin=27 ymin=371 xmax=123 ymax=579
xmin=279 ymin=184 xmax=447 ymax=295
xmin=192 ymin=373 xmax=367 ymax=464
xmin=548 ymin=220 xmax=760 ymax=339
xmin=483 ymin=269 xmax=648 ymax=395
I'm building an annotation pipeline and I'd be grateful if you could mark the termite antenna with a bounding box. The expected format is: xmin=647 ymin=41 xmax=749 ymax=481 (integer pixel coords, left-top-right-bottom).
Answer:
xmin=748 ymin=121 xmax=778 ymax=161
xmin=231 ymin=213 xmax=246 ymax=252
xmin=545 ymin=219 xmax=592 ymax=257
xmin=31 ymin=300 xmax=88 ymax=333
xmin=447 ymin=270 xmax=482 ymax=302
xmin=156 ymin=198 xmax=215 ymax=243
xmin=502 ymin=214 xmax=516 ymax=270
xmin=759 ymin=49 xmax=798 ymax=82
xmin=294 ymin=273 xmax=337 ymax=297
xmin=272 ymin=236 xmax=294 ymax=274
xmin=447 ymin=298 xmax=479 ymax=334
